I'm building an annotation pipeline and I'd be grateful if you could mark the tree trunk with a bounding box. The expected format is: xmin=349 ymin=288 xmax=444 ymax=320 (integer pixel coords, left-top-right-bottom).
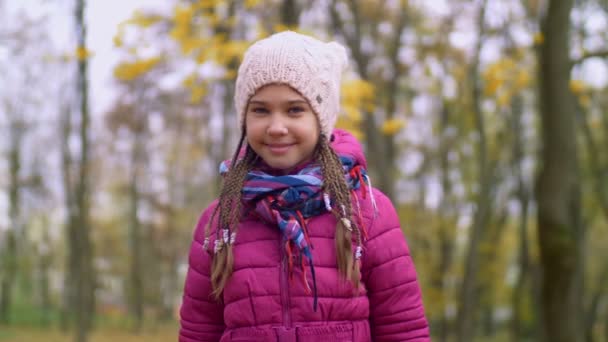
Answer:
xmin=0 ymin=231 xmax=16 ymax=325
xmin=0 ymin=111 xmax=26 ymax=324
xmin=435 ymin=103 xmax=456 ymax=342
xmin=536 ymin=1 xmax=583 ymax=341
xmin=380 ymin=8 xmax=407 ymax=202
xmin=456 ymin=2 xmax=489 ymax=341
xmin=281 ymin=0 xmax=298 ymax=27
xmin=39 ymin=225 xmax=52 ymax=326
xmin=128 ymin=132 xmax=144 ymax=333
xmin=510 ymin=95 xmax=535 ymax=341
xmin=60 ymin=95 xmax=74 ymax=333
xmin=72 ymin=0 xmax=95 ymax=340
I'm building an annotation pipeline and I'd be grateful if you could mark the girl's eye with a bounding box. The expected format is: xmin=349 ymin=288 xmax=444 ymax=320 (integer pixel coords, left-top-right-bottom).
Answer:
xmin=251 ymin=107 xmax=268 ymax=114
xmin=288 ymin=106 xmax=305 ymax=114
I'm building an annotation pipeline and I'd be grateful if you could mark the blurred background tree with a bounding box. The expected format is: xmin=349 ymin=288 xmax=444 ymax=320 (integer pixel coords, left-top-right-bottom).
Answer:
xmin=1 ymin=0 xmax=608 ymax=341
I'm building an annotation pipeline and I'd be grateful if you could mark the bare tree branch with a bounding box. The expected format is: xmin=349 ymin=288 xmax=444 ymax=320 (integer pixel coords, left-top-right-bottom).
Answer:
xmin=571 ymin=49 xmax=608 ymax=66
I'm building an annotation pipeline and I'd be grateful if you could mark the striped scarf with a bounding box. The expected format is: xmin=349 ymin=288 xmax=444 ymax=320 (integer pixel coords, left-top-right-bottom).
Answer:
xmin=220 ymin=155 xmax=369 ymax=311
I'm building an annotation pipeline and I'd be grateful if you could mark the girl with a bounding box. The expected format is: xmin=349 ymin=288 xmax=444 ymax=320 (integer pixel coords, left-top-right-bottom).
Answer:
xmin=179 ymin=31 xmax=430 ymax=342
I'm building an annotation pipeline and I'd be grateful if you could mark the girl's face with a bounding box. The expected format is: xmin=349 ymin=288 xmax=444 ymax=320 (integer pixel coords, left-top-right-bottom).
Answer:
xmin=245 ymin=84 xmax=320 ymax=173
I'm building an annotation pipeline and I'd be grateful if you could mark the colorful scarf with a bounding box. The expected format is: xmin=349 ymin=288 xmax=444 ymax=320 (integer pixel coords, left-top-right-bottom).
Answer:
xmin=219 ymin=155 xmax=370 ymax=311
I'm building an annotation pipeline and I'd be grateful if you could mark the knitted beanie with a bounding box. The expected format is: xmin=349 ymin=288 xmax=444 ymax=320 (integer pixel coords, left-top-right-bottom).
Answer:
xmin=234 ymin=31 xmax=348 ymax=139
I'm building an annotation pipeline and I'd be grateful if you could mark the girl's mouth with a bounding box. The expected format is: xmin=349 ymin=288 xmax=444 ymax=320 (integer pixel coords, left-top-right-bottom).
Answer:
xmin=266 ymin=143 xmax=294 ymax=154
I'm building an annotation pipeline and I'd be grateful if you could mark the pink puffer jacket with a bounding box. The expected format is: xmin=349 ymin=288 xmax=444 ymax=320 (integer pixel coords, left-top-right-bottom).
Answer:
xmin=179 ymin=129 xmax=430 ymax=341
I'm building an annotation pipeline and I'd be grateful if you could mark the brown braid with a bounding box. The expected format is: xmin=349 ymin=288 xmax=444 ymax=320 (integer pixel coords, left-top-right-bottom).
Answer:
xmin=315 ymin=136 xmax=363 ymax=290
xmin=207 ymin=133 xmax=363 ymax=299
xmin=207 ymin=131 xmax=257 ymax=299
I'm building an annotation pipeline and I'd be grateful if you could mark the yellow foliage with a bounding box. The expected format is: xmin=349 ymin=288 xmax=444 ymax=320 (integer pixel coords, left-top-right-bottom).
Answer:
xmin=190 ymin=84 xmax=207 ymax=104
xmin=170 ymin=5 xmax=194 ymax=44
xmin=273 ymin=23 xmax=298 ymax=33
xmin=273 ymin=23 xmax=290 ymax=32
xmin=569 ymin=79 xmax=587 ymax=94
xmin=381 ymin=118 xmax=406 ymax=135
xmin=182 ymin=73 xmax=197 ymax=87
xmin=245 ymin=0 xmax=262 ymax=8
xmin=194 ymin=0 xmax=218 ymax=10
xmin=181 ymin=37 xmax=206 ymax=55
xmin=127 ymin=10 xmax=162 ymax=28
xmin=497 ymin=92 xmax=511 ymax=107
xmin=515 ymin=70 xmax=530 ymax=88
xmin=342 ymin=79 xmax=375 ymax=106
xmin=337 ymin=79 xmax=375 ymax=140
xmin=482 ymin=57 xmax=531 ymax=107
xmin=114 ymin=57 xmax=162 ymax=81
xmin=578 ymin=94 xmax=591 ymax=108
xmin=76 ymin=46 xmax=93 ymax=60
xmin=214 ymin=40 xmax=249 ymax=65
xmin=174 ymin=5 xmax=194 ymax=27
xmin=335 ymin=116 xmax=364 ymax=140
xmin=533 ymin=32 xmax=544 ymax=45
xmin=222 ymin=69 xmax=237 ymax=80
xmin=113 ymin=34 xmax=123 ymax=48
xmin=256 ymin=23 xmax=269 ymax=39
xmin=343 ymin=106 xmax=363 ymax=122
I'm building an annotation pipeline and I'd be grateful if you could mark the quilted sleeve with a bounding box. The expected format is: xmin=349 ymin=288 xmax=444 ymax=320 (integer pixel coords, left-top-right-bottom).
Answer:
xmin=361 ymin=189 xmax=430 ymax=341
xmin=179 ymin=202 xmax=225 ymax=341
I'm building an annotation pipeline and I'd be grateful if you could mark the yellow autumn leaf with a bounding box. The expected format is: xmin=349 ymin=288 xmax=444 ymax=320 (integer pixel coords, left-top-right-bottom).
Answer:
xmin=222 ymin=69 xmax=237 ymax=80
xmin=76 ymin=46 xmax=92 ymax=60
xmin=194 ymin=0 xmax=217 ymax=10
xmin=182 ymin=73 xmax=197 ymax=87
xmin=341 ymin=79 xmax=375 ymax=117
xmin=343 ymin=106 xmax=363 ymax=122
xmin=533 ymin=32 xmax=544 ymax=45
xmin=190 ymin=85 xmax=207 ymax=103
xmin=578 ymin=94 xmax=591 ymax=108
xmin=170 ymin=5 xmax=193 ymax=44
xmin=127 ymin=10 xmax=162 ymax=28
xmin=245 ymin=0 xmax=262 ymax=8
xmin=174 ymin=5 xmax=194 ymax=26
xmin=497 ymin=92 xmax=511 ymax=107
xmin=381 ymin=118 xmax=406 ymax=136
xmin=113 ymin=34 xmax=123 ymax=48
xmin=256 ymin=23 xmax=269 ymax=40
xmin=484 ymin=77 xmax=501 ymax=96
xmin=114 ymin=56 xmax=162 ymax=81
xmin=569 ymin=79 xmax=586 ymax=94
xmin=335 ymin=116 xmax=364 ymax=141
xmin=273 ymin=23 xmax=298 ymax=33
xmin=515 ymin=70 xmax=530 ymax=88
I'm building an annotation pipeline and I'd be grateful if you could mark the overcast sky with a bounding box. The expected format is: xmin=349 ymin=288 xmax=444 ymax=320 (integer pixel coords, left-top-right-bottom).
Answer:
xmin=6 ymin=0 xmax=169 ymax=117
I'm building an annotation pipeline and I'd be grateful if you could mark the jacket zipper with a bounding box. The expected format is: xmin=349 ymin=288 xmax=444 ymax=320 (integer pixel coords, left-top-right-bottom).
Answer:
xmin=279 ymin=237 xmax=292 ymax=328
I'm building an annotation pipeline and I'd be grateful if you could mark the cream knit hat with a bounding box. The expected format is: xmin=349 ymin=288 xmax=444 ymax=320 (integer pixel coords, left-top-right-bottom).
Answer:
xmin=235 ymin=31 xmax=348 ymax=139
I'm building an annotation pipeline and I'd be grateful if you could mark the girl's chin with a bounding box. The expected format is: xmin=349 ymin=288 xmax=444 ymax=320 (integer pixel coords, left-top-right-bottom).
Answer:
xmin=263 ymin=157 xmax=314 ymax=174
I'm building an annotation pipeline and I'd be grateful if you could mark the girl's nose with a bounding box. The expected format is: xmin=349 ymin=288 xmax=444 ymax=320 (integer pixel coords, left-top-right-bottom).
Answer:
xmin=267 ymin=115 xmax=288 ymax=136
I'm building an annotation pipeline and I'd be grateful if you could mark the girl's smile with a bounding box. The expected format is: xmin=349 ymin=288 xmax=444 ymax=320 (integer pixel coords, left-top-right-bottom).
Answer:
xmin=265 ymin=143 xmax=294 ymax=154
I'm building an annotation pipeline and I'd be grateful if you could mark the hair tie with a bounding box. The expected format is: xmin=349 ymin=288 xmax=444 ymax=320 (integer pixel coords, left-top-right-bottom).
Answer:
xmin=323 ymin=192 xmax=332 ymax=211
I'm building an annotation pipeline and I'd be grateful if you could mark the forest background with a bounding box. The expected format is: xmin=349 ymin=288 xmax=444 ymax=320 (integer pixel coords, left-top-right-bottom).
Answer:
xmin=0 ymin=0 xmax=607 ymax=341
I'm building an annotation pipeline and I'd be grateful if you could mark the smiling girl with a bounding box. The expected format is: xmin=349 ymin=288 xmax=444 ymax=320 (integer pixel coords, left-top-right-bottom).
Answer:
xmin=179 ymin=31 xmax=430 ymax=342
